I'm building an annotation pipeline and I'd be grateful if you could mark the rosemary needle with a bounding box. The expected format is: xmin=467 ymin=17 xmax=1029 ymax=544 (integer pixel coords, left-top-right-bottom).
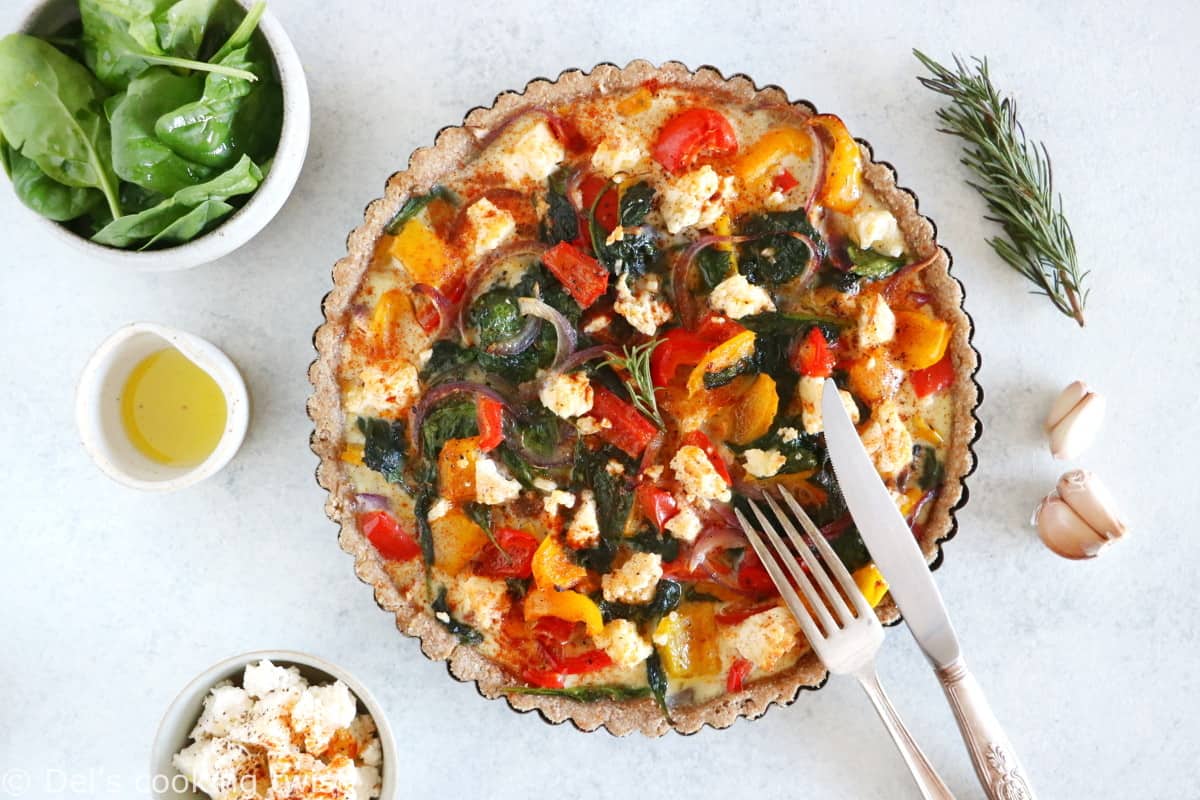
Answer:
xmin=602 ymin=339 xmax=666 ymax=429
xmin=914 ymin=50 xmax=1089 ymax=327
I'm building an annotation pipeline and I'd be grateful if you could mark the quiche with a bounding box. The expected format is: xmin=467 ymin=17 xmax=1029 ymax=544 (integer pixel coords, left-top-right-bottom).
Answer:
xmin=309 ymin=62 xmax=978 ymax=735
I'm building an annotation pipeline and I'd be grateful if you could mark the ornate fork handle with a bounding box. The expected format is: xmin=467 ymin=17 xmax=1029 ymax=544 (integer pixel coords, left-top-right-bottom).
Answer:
xmin=937 ymin=657 xmax=1036 ymax=800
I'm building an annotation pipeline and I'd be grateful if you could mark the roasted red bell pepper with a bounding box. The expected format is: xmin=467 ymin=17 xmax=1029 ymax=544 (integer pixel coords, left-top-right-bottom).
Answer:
xmin=474 ymin=527 xmax=539 ymax=579
xmin=694 ymin=312 xmax=747 ymax=343
xmin=541 ymin=241 xmax=609 ymax=309
xmin=772 ymin=169 xmax=799 ymax=193
xmin=681 ymin=430 xmax=732 ymax=486
xmin=795 ymin=326 xmax=836 ymax=378
xmin=476 ymin=396 xmax=505 ymax=451
xmin=650 ymin=328 xmax=714 ymax=387
xmin=556 ymin=650 xmax=614 ymax=674
xmin=636 ymin=483 xmax=679 ymax=531
xmin=652 ymin=108 xmax=739 ymax=173
xmin=590 ymin=384 xmax=658 ymax=458
xmin=910 ymin=350 xmax=955 ymax=398
xmin=736 ymin=550 xmax=778 ymax=596
xmin=726 ymin=657 xmax=753 ymax=693
xmin=579 ymin=174 xmax=619 ymax=232
xmin=358 ymin=511 xmax=422 ymax=562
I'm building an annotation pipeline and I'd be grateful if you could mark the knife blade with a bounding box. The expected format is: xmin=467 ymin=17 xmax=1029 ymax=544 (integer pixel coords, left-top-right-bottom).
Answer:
xmin=819 ymin=379 xmax=960 ymax=667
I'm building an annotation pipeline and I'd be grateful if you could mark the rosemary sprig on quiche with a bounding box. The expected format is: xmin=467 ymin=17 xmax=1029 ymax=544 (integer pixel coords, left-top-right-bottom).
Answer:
xmin=915 ymin=50 xmax=1088 ymax=327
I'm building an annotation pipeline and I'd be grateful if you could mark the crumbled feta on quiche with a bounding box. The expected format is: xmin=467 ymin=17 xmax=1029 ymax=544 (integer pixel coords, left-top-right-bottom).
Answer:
xmin=743 ymin=448 xmax=787 ymax=479
xmin=799 ymin=375 xmax=860 ymax=434
xmin=664 ymin=504 xmax=702 ymax=543
xmin=671 ymin=445 xmax=732 ymax=506
xmin=602 ymin=552 xmax=663 ymax=604
xmin=173 ymin=660 xmax=382 ymax=800
xmin=497 ymin=119 xmax=565 ymax=185
xmin=660 ymin=165 xmax=734 ymax=233
xmin=860 ymin=400 xmax=914 ymax=477
xmin=614 ymin=273 xmax=672 ymax=335
xmin=565 ymin=490 xmax=600 ymax=548
xmin=465 ymin=197 xmax=515 ymax=258
xmin=343 ymin=360 xmax=419 ymax=419
xmin=851 ymin=207 xmax=905 ymax=258
xmin=708 ymin=274 xmax=776 ymax=319
xmin=857 ymin=293 xmax=896 ymax=348
xmin=593 ymin=619 xmax=653 ymax=667
xmin=474 ymin=456 xmax=522 ymax=505
xmin=591 ymin=128 xmax=646 ymax=177
xmin=539 ymin=370 xmax=593 ymax=419
xmin=727 ymin=607 xmax=801 ymax=671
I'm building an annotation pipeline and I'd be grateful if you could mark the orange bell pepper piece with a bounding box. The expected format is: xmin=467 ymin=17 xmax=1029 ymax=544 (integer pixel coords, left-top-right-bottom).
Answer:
xmin=808 ymin=114 xmax=863 ymax=214
xmin=891 ymin=311 xmax=951 ymax=371
xmin=388 ymin=218 xmax=452 ymax=286
xmin=437 ymin=437 xmax=480 ymax=504
xmin=523 ymin=587 xmax=604 ymax=636
xmin=734 ymin=126 xmax=812 ymax=186
xmin=729 ymin=373 xmax=779 ymax=445
xmin=368 ymin=289 xmax=406 ymax=358
xmin=532 ymin=534 xmax=588 ymax=591
xmin=430 ymin=508 xmax=490 ymax=575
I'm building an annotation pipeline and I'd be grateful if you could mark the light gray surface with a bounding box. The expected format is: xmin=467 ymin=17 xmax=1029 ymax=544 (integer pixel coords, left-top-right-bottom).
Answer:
xmin=0 ymin=1 xmax=1196 ymax=797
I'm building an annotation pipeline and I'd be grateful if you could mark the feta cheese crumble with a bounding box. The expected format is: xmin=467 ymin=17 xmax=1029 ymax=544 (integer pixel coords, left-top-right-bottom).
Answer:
xmin=602 ymin=552 xmax=663 ymax=604
xmin=591 ymin=129 xmax=646 ymax=177
xmin=173 ymin=660 xmax=382 ymax=800
xmin=565 ymin=490 xmax=600 ymax=548
xmin=538 ymin=370 xmax=593 ymax=419
xmin=593 ymin=619 xmax=653 ymax=667
xmin=664 ymin=505 xmax=702 ymax=543
xmin=660 ymin=165 xmax=735 ymax=234
xmin=742 ymin=448 xmax=787 ymax=479
xmin=851 ymin=207 xmax=906 ymax=258
xmin=474 ymin=457 xmax=523 ymax=505
xmin=614 ymin=273 xmax=672 ymax=336
xmin=708 ymin=274 xmax=776 ymax=319
xmin=799 ymin=376 xmax=859 ymax=434
xmin=343 ymin=360 xmax=420 ymax=419
xmin=497 ymin=119 xmax=565 ymax=185
xmin=670 ymin=445 xmax=732 ymax=506
xmin=465 ymin=198 xmax=516 ymax=258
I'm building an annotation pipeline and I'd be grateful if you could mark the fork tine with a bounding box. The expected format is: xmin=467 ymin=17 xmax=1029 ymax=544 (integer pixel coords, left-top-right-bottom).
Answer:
xmin=779 ymin=486 xmax=874 ymax=619
xmin=734 ymin=509 xmax=825 ymax=645
xmin=745 ymin=497 xmax=839 ymax=635
xmin=763 ymin=493 xmax=856 ymax=626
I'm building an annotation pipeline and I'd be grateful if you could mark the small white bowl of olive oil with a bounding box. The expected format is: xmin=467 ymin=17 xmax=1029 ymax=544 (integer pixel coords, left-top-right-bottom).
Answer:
xmin=76 ymin=323 xmax=249 ymax=491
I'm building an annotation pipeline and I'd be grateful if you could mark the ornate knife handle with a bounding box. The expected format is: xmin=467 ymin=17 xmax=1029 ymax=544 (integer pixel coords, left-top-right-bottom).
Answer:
xmin=937 ymin=657 xmax=1035 ymax=800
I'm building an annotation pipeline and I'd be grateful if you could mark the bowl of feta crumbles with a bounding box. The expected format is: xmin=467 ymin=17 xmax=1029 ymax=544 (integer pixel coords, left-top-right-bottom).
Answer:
xmin=151 ymin=651 xmax=396 ymax=799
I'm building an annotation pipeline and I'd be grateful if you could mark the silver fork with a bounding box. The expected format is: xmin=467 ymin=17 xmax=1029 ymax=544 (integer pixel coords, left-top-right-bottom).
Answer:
xmin=736 ymin=487 xmax=956 ymax=800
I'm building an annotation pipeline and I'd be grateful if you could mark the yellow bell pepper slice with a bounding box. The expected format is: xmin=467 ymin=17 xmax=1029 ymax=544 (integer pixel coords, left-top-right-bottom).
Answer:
xmin=387 ymin=218 xmax=452 ymax=286
xmin=531 ymin=533 xmax=587 ymax=591
xmin=713 ymin=214 xmax=738 ymax=275
xmin=617 ymin=86 xmax=654 ymax=116
xmin=891 ymin=311 xmax=951 ymax=370
xmin=653 ymin=603 xmax=721 ymax=678
xmin=368 ymin=289 xmax=405 ymax=357
xmin=437 ymin=437 xmax=480 ymax=505
xmin=853 ymin=564 xmax=889 ymax=608
xmin=910 ymin=414 xmax=944 ymax=446
xmin=729 ymin=373 xmax=779 ymax=445
xmin=734 ymin=126 xmax=812 ymax=185
xmin=524 ymin=587 xmax=604 ymax=636
xmin=808 ymin=114 xmax=863 ymax=214
xmin=340 ymin=444 xmax=364 ymax=466
xmin=430 ymin=508 xmax=490 ymax=576
xmin=687 ymin=331 xmax=757 ymax=396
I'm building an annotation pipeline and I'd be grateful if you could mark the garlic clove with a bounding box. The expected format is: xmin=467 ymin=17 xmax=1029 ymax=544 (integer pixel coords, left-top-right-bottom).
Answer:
xmin=1044 ymin=380 xmax=1091 ymax=432
xmin=1048 ymin=391 xmax=1105 ymax=460
xmin=1057 ymin=469 xmax=1128 ymax=541
xmin=1034 ymin=493 xmax=1113 ymax=560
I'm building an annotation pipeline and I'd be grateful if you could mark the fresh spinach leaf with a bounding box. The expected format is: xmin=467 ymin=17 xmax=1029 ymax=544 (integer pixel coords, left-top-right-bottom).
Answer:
xmin=734 ymin=418 xmax=821 ymax=474
xmin=737 ymin=210 xmax=826 ymax=286
xmin=600 ymin=226 xmax=658 ymax=279
xmin=696 ymin=246 xmax=732 ymax=290
xmin=356 ymin=416 xmax=407 ymax=484
xmin=385 ymin=185 xmax=456 ymax=236
xmin=420 ymin=396 xmax=478 ymax=457
xmin=830 ymin=528 xmax=872 ymax=573
xmin=496 ymin=441 xmax=540 ymax=489
xmin=503 ymin=685 xmax=652 ymax=702
xmin=142 ymin=196 xmax=232 ymax=248
xmin=153 ymin=0 xmax=223 ymax=61
xmin=847 ymin=244 xmax=906 ymax=280
xmin=739 ymin=311 xmax=843 ymax=344
xmin=701 ymin=356 xmax=756 ymax=390
xmin=0 ymin=34 xmax=122 ymax=218
xmin=681 ymin=585 xmax=721 ymax=602
xmin=419 ymin=340 xmax=476 ymax=384
xmin=913 ymin=445 xmax=943 ymax=491
xmin=153 ymin=39 xmax=272 ymax=168
xmin=414 ymin=491 xmax=437 ymax=567
xmin=208 ymin=0 xmax=264 ymax=62
xmin=431 ymin=585 xmax=483 ymax=645
xmin=646 ymin=650 xmax=672 ymax=721
xmin=469 ymin=289 xmax=525 ymax=348
xmin=580 ymin=445 xmax=634 ymax=540
xmin=108 ymin=67 xmax=212 ymax=194
xmin=618 ymin=181 xmax=655 ymax=226
xmin=573 ymin=538 xmax=618 ymax=574
xmin=91 ymin=153 xmax=260 ymax=247
xmin=2 ymin=142 xmax=102 ymax=221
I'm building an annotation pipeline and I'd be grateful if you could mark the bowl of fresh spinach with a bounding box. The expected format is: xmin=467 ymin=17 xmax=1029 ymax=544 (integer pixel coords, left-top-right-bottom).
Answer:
xmin=1 ymin=0 xmax=309 ymax=270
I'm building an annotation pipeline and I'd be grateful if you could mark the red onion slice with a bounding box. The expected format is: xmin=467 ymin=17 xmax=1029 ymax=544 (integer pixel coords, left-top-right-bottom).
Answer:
xmin=411 ymin=283 xmax=451 ymax=336
xmin=457 ymin=240 xmax=549 ymax=345
xmin=486 ymin=315 xmax=542 ymax=356
xmin=804 ymin=125 xmax=827 ymax=221
xmin=355 ymin=493 xmax=390 ymax=512
xmin=557 ymin=344 xmax=619 ymax=373
xmin=517 ymin=296 xmax=577 ymax=370
xmin=409 ymin=381 xmax=510 ymax=454
xmin=688 ymin=526 xmax=748 ymax=572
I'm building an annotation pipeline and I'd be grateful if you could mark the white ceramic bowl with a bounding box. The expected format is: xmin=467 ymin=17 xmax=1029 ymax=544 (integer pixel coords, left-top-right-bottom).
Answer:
xmin=12 ymin=0 xmax=310 ymax=271
xmin=151 ymin=650 xmax=398 ymax=800
xmin=75 ymin=322 xmax=249 ymax=491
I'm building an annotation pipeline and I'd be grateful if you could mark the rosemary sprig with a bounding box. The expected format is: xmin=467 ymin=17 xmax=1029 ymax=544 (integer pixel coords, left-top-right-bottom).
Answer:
xmin=914 ymin=50 xmax=1089 ymax=327
xmin=602 ymin=339 xmax=666 ymax=429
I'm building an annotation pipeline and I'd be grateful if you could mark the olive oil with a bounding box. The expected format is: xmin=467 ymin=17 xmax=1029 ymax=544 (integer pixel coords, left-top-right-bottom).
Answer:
xmin=120 ymin=348 xmax=227 ymax=467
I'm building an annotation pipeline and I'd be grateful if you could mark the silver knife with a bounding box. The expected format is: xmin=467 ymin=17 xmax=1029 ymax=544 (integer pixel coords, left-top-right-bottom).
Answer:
xmin=821 ymin=380 xmax=1036 ymax=800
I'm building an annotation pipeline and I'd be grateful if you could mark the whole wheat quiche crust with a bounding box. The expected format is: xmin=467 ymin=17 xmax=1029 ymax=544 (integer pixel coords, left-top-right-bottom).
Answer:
xmin=308 ymin=60 xmax=981 ymax=736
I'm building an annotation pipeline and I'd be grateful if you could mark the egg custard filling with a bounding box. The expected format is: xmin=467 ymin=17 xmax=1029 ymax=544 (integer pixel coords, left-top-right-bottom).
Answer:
xmin=329 ymin=81 xmax=962 ymax=716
